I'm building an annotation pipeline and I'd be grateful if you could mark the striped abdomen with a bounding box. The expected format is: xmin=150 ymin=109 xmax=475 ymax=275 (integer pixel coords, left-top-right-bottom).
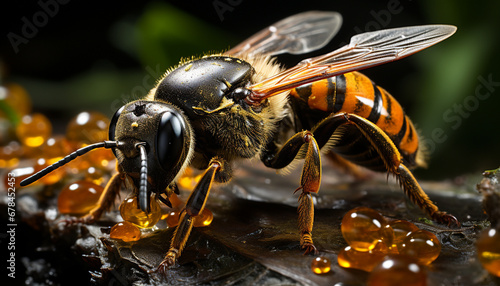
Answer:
xmin=290 ymin=71 xmax=425 ymax=169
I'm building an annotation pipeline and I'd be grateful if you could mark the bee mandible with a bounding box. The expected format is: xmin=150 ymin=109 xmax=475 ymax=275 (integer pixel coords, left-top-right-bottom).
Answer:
xmin=21 ymin=11 xmax=459 ymax=272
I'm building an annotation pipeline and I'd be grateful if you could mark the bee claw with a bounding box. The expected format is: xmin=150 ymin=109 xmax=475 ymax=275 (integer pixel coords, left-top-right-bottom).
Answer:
xmin=156 ymin=262 xmax=169 ymax=275
xmin=157 ymin=252 xmax=177 ymax=274
xmin=445 ymin=214 xmax=460 ymax=227
xmin=433 ymin=211 xmax=460 ymax=227
xmin=301 ymin=243 xmax=318 ymax=255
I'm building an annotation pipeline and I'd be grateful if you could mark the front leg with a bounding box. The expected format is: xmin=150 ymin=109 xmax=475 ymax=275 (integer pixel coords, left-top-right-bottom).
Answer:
xmin=157 ymin=158 xmax=223 ymax=272
xmin=262 ymin=131 xmax=321 ymax=254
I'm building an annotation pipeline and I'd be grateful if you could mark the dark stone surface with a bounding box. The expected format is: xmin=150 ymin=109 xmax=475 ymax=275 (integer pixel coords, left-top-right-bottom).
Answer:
xmin=3 ymin=163 xmax=500 ymax=285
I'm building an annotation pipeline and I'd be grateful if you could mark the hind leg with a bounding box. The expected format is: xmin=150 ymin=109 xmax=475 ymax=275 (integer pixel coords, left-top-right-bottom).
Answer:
xmin=313 ymin=113 xmax=459 ymax=225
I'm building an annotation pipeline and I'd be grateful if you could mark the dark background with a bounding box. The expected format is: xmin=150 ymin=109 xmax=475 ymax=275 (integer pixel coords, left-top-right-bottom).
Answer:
xmin=1 ymin=0 xmax=500 ymax=179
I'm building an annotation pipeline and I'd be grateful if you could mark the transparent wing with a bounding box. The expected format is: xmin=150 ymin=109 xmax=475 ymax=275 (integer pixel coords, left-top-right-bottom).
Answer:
xmin=246 ymin=24 xmax=457 ymax=103
xmin=226 ymin=11 xmax=342 ymax=58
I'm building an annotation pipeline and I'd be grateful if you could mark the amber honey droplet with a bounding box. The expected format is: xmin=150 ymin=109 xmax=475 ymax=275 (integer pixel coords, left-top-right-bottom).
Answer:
xmin=168 ymin=193 xmax=183 ymax=208
xmin=338 ymin=242 xmax=389 ymax=272
xmin=66 ymin=111 xmax=110 ymax=144
xmin=84 ymin=166 xmax=105 ymax=185
xmin=65 ymin=155 xmax=92 ymax=174
xmin=193 ymin=208 xmax=214 ymax=227
xmin=399 ymin=230 xmax=441 ymax=265
xmin=311 ymin=256 xmax=331 ymax=274
xmin=119 ymin=195 xmax=162 ymax=228
xmin=58 ymin=180 xmax=104 ymax=215
xmin=87 ymin=147 xmax=114 ymax=168
xmin=178 ymin=170 xmax=203 ymax=191
xmin=164 ymin=208 xmax=213 ymax=228
xmin=0 ymin=83 xmax=32 ymax=117
xmin=389 ymin=219 xmax=419 ymax=252
xmin=41 ymin=136 xmax=72 ymax=160
xmin=110 ymin=221 xmax=141 ymax=242
xmin=368 ymin=255 xmax=427 ymax=286
xmin=0 ymin=141 xmax=23 ymax=168
xmin=165 ymin=210 xmax=180 ymax=227
xmin=16 ymin=113 xmax=52 ymax=147
xmin=341 ymin=207 xmax=394 ymax=252
xmin=477 ymin=228 xmax=500 ymax=277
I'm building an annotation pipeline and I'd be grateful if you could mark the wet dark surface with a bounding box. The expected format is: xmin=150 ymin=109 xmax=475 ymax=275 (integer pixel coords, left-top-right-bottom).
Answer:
xmin=2 ymin=163 xmax=500 ymax=285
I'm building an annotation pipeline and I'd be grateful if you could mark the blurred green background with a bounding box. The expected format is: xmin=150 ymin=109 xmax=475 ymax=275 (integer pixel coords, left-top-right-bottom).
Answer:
xmin=1 ymin=0 xmax=499 ymax=180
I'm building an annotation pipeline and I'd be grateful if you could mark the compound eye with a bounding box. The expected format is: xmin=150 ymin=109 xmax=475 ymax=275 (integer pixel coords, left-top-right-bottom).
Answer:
xmin=156 ymin=111 xmax=185 ymax=171
xmin=109 ymin=105 xmax=125 ymax=141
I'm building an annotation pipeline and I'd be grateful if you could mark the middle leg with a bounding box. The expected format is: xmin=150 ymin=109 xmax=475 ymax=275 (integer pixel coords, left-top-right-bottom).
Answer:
xmin=262 ymin=131 xmax=321 ymax=254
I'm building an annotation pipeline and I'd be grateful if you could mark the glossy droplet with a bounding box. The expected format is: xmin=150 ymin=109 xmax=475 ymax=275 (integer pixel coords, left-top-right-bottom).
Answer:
xmin=177 ymin=168 xmax=203 ymax=191
xmin=119 ymin=195 xmax=161 ymax=228
xmin=110 ymin=221 xmax=141 ymax=242
xmin=84 ymin=166 xmax=106 ymax=185
xmin=0 ymin=141 xmax=23 ymax=168
xmin=341 ymin=207 xmax=393 ymax=251
xmin=389 ymin=219 xmax=419 ymax=252
xmin=311 ymin=256 xmax=331 ymax=274
xmin=0 ymin=83 xmax=32 ymax=117
xmin=66 ymin=111 xmax=110 ymax=144
xmin=65 ymin=155 xmax=93 ymax=174
xmin=399 ymin=230 xmax=441 ymax=265
xmin=86 ymin=147 xmax=114 ymax=168
xmin=338 ymin=242 xmax=389 ymax=272
xmin=477 ymin=228 xmax=500 ymax=277
xmin=164 ymin=210 xmax=180 ymax=227
xmin=368 ymin=255 xmax=427 ymax=286
xmin=164 ymin=208 xmax=214 ymax=228
xmin=41 ymin=136 xmax=72 ymax=160
xmin=193 ymin=208 xmax=214 ymax=227
xmin=16 ymin=113 xmax=52 ymax=147
xmin=58 ymin=180 xmax=104 ymax=215
xmin=168 ymin=193 xmax=183 ymax=208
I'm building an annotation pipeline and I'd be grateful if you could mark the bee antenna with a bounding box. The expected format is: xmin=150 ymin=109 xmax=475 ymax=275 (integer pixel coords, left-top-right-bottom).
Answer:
xmin=136 ymin=143 xmax=150 ymax=213
xmin=20 ymin=140 xmax=122 ymax=187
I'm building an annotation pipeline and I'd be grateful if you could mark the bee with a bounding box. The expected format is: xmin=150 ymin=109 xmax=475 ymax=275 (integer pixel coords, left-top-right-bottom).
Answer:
xmin=21 ymin=11 xmax=459 ymax=272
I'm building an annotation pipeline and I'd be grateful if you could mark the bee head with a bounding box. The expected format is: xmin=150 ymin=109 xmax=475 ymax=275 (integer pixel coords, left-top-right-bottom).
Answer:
xmin=108 ymin=100 xmax=193 ymax=212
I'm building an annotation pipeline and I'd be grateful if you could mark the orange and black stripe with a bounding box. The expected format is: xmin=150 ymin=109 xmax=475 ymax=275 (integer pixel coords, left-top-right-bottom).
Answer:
xmin=290 ymin=71 xmax=420 ymax=166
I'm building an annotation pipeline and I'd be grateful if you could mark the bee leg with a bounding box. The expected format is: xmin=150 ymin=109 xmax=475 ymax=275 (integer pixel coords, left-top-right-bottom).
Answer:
xmin=63 ymin=173 xmax=124 ymax=225
xmin=395 ymin=164 xmax=459 ymax=226
xmin=316 ymin=113 xmax=459 ymax=226
xmin=262 ymin=131 xmax=321 ymax=255
xmin=157 ymin=159 xmax=222 ymax=273
xmin=297 ymin=191 xmax=317 ymax=255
